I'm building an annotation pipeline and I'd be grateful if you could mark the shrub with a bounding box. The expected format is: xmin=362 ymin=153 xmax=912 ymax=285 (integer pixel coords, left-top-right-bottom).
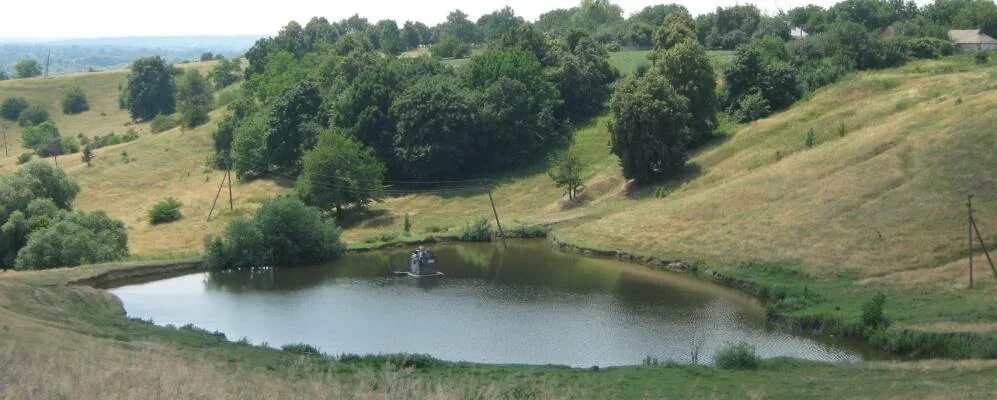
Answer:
xmin=507 ymin=225 xmax=547 ymax=239
xmin=459 ymin=216 xmax=494 ymax=242
xmin=205 ymin=197 xmax=344 ymax=269
xmin=150 ymin=114 xmax=180 ymax=133
xmin=976 ymin=52 xmax=990 ymax=65
xmin=149 ymin=197 xmax=183 ymax=225
xmin=403 ymin=213 xmax=412 ymax=235
xmin=903 ymin=37 xmax=954 ymax=59
xmin=281 ymin=343 xmax=322 ymax=356
xmin=16 ymin=104 xmax=50 ymax=127
xmin=837 ymin=121 xmax=846 ymax=137
xmin=713 ymin=342 xmax=760 ymax=369
xmin=735 ymin=91 xmax=771 ymax=122
xmin=22 ymin=121 xmax=73 ymax=156
xmin=14 ymin=210 xmax=129 ymax=270
xmin=861 ymin=292 xmax=889 ymax=329
xmin=805 ymin=128 xmax=816 ymax=148
xmin=1 ymin=97 xmax=29 ymax=121
xmin=16 ymin=153 xmax=32 ymax=165
xmin=62 ymin=86 xmax=90 ymax=114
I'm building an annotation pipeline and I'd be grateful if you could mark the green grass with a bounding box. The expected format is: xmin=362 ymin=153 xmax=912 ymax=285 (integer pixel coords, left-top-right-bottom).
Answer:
xmin=608 ymin=50 xmax=735 ymax=76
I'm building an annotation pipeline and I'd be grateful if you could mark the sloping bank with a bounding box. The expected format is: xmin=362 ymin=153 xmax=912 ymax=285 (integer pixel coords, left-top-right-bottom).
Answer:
xmin=548 ymin=235 xmax=997 ymax=360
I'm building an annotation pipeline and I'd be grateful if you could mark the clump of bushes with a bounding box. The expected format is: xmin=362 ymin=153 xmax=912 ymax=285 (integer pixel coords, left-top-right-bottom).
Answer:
xmin=363 ymin=232 xmax=400 ymax=244
xmin=1 ymin=97 xmax=29 ymax=121
xmin=62 ymin=86 xmax=90 ymax=114
xmin=21 ymin=121 xmax=79 ymax=156
xmin=337 ymin=353 xmax=442 ymax=369
xmin=16 ymin=152 xmax=32 ymax=165
xmin=459 ymin=216 xmax=493 ymax=242
xmin=150 ymin=114 xmax=180 ymax=133
xmin=149 ymin=197 xmax=183 ymax=225
xmin=976 ymin=52 xmax=990 ymax=65
xmin=713 ymin=341 xmax=760 ymax=370
xmin=281 ymin=343 xmax=322 ymax=356
xmin=204 ymin=197 xmax=344 ymax=269
xmin=17 ymin=104 xmax=50 ymax=127
xmin=507 ymin=225 xmax=547 ymax=239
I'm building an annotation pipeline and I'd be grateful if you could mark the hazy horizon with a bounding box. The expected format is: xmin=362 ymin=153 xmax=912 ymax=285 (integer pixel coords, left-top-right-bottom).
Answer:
xmin=0 ymin=0 xmax=933 ymax=40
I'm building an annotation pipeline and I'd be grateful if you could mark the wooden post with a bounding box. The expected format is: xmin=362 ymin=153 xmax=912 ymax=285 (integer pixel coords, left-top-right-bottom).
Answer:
xmin=969 ymin=195 xmax=974 ymax=289
xmin=971 ymin=219 xmax=997 ymax=281
xmin=206 ymin=170 xmax=227 ymax=222
xmin=227 ymin=166 xmax=234 ymax=210
xmin=1 ymin=123 xmax=8 ymax=157
xmin=488 ymin=189 xmax=505 ymax=239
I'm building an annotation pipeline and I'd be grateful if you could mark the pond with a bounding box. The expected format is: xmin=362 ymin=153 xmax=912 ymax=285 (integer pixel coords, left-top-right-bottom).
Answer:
xmin=110 ymin=240 xmax=876 ymax=367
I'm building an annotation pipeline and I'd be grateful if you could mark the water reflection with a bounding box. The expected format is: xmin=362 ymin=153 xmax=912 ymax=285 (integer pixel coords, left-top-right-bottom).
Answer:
xmin=112 ymin=240 xmax=876 ymax=366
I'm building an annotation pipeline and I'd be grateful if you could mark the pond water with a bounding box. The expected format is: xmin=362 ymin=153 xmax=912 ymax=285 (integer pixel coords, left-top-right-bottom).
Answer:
xmin=111 ymin=240 xmax=874 ymax=367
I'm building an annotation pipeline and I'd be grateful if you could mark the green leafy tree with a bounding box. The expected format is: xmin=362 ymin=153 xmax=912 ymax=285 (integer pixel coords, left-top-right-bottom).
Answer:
xmin=177 ymin=69 xmax=213 ymax=127
xmin=297 ymin=129 xmax=386 ymax=215
xmin=436 ymin=10 xmax=482 ymax=44
xmin=653 ymin=11 xmax=698 ymax=52
xmin=548 ymin=150 xmax=585 ymax=201
xmin=551 ymin=32 xmax=619 ymax=121
xmin=200 ymin=52 xmax=215 ymax=62
xmin=81 ymin=144 xmax=95 ymax=166
xmin=21 ymin=121 xmax=64 ymax=156
xmin=16 ymin=104 xmax=49 ymax=127
xmin=0 ymin=162 xmax=82 ymax=267
xmin=402 ymin=21 xmax=429 ymax=50
xmin=654 ymin=39 xmax=717 ymax=144
xmin=609 ymin=72 xmax=692 ymax=183
xmin=430 ymin=35 xmax=471 ymax=58
xmin=209 ymin=57 xmax=242 ymax=89
xmin=724 ymin=42 xmax=800 ymax=120
xmin=14 ymin=210 xmax=128 ymax=270
xmin=1 ymin=97 xmax=29 ymax=121
xmin=62 ymin=87 xmax=90 ymax=115
xmin=0 ymin=70 xmax=8 ymax=80
xmin=122 ymin=56 xmax=176 ymax=121
xmin=204 ymin=197 xmax=344 ymax=269
xmin=374 ymin=20 xmax=404 ymax=55
xmin=14 ymin=59 xmax=42 ymax=78
xmin=391 ymin=76 xmax=478 ymax=179
xmin=477 ymin=6 xmax=525 ymax=43
xmin=263 ymin=80 xmax=325 ymax=172
xmin=231 ymin=114 xmax=268 ymax=179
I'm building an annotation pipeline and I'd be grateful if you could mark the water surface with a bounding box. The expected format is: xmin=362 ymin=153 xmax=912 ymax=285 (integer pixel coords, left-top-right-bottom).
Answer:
xmin=111 ymin=241 xmax=870 ymax=366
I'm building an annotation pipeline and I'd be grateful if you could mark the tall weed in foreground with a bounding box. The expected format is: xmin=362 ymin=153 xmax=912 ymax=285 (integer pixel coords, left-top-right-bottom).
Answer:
xmin=714 ymin=342 xmax=760 ymax=370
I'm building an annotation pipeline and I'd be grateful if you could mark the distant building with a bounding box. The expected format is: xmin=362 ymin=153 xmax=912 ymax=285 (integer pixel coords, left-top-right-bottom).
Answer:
xmin=791 ymin=27 xmax=808 ymax=40
xmin=881 ymin=26 xmax=896 ymax=38
xmin=948 ymin=29 xmax=997 ymax=51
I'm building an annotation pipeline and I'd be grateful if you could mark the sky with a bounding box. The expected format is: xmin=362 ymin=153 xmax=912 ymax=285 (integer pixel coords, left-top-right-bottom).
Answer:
xmin=0 ymin=0 xmax=924 ymax=39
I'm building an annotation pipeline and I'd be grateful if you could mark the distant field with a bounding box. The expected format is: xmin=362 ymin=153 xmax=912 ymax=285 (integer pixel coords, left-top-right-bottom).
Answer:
xmin=609 ymin=50 xmax=734 ymax=76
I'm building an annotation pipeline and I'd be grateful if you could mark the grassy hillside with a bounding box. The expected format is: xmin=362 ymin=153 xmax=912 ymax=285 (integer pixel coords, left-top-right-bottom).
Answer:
xmin=0 ymin=61 xmax=282 ymax=257
xmin=3 ymin=52 xmax=997 ymax=398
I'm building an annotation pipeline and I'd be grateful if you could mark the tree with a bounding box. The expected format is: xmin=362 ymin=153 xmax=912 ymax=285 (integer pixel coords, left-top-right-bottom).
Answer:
xmin=62 ymin=86 xmax=90 ymax=115
xmin=14 ymin=210 xmax=128 ymax=270
xmin=14 ymin=59 xmax=42 ymax=78
xmin=122 ymin=56 xmax=176 ymax=121
xmin=477 ymin=6 xmax=525 ymax=43
xmin=0 ymin=162 xmax=81 ymax=267
xmin=204 ymin=197 xmax=344 ymax=269
xmin=653 ymin=11 xmax=698 ymax=52
xmin=430 ymin=35 xmax=471 ymax=59
xmin=608 ymin=72 xmax=692 ymax=183
xmin=436 ymin=10 xmax=482 ymax=44
xmin=723 ymin=42 xmax=800 ymax=120
xmin=264 ymin=80 xmax=325 ymax=172
xmin=0 ymin=70 xmax=7 ymax=80
xmin=391 ymin=76 xmax=478 ymax=179
xmin=1 ymin=97 xmax=29 ymax=121
xmin=654 ymin=39 xmax=717 ymax=144
xmin=200 ymin=52 xmax=215 ymax=62
xmin=548 ymin=150 xmax=585 ymax=201
xmin=402 ymin=21 xmax=429 ymax=50
xmin=81 ymin=144 xmax=95 ymax=166
xmin=297 ymin=129 xmax=386 ymax=215
xmin=209 ymin=57 xmax=241 ymax=89
xmin=177 ymin=69 xmax=213 ymax=127
xmin=22 ymin=121 xmax=76 ymax=157
xmin=16 ymin=104 xmax=49 ymax=127
xmin=373 ymin=20 xmax=404 ymax=55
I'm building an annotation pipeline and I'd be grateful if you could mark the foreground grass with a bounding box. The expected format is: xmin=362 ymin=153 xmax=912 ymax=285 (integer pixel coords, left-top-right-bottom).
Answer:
xmin=2 ymin=266 xmax=996 ymax=399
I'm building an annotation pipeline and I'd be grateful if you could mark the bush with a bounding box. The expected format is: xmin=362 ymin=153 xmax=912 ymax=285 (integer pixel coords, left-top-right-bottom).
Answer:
xmin=205 ymin=197 xmax=345 ymax=269
xmin=861 ymin=292 xmax=889 ymax=329
xmin=16 ymin=153 xmax=32 ymax=165
xmin=281 ymin=343 xmax=322 ymax=356
xmin=14 ymin=210 xmax=129 ymax=270
xmin=507 ymin=225 xmax=547 ymax=239
xmin=459 ymin=216 xmax=494 ymax=242
xmin=150 ymin=114 xmax=180 ymax=133
xmin=902 ymin=37 xmax=954 ymax=60
xmin=713 ymin=342 xmax=760 ymax=369
xmin=805 ymin=128 xmax=816 ymax=148
xmin=976 ymin=52 xmax=990 ymax=65
xmin=92 ymin=129 xmax=140 ymax=148
xmin=735 ymin=91 xmax=771 ymax=122
xmin=148 ymin=197 xmax=183 ymax=225
xmin=16 ymin=104 xmax=50 ymax=127
xmin=62 ymin=87 xmax=90 ymax=114
xmin=1 ymin=97 xmax=29 ymax=121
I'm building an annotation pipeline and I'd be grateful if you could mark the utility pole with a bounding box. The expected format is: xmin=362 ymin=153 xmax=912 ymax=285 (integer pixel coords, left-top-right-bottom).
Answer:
xmin=969 ymin=195 xmax=974 ymax=289
xmin=1 ymin=123 xmax=8 ymax=157
xmin=44 ymin=50 xmax=51 ymax=78
xmin=227 ymin=164 xmax=234 ymax=210
xmin=207 ymin=170 xmax=228 ymax=222
xmin=488 ymin=189 xmax=505 ymax=239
